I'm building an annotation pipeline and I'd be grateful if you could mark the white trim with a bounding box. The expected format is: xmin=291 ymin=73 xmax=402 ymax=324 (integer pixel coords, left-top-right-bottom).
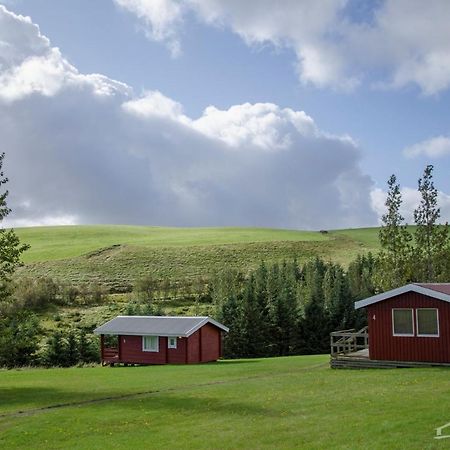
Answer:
xmin=168 ymin=337 xmax=177 ymax=349
xmin=142 ymin=335 xmax=159 ymax=352
xmin=416 ymin=308 xmax=440 ymax=337
xmin=392 ymin=308 xmax=415 ymax=337
xmin=184 ymin=317 xmax=230 ymax=337
xmin=355 ymin=284 xmax=450 ymax=309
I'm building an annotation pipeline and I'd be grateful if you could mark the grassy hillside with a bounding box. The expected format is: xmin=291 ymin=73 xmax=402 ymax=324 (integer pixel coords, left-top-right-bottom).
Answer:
xmin=14 ymin=225 xmax=382 ymax=292
xmin=1 ymin=355 xmax=448 ymax=449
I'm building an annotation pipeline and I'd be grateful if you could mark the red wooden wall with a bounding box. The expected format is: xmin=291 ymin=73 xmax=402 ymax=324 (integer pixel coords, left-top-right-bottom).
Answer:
xmin=367 ymin=292 xmax=450 ymax=362
xmin=109 ymin=323 xmax=223 ymax=365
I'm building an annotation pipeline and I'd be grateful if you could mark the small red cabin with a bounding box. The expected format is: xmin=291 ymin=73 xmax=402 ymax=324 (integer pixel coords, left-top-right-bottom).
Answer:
xmin=356 ymin=283 xmax=450 ymax=363
xmin=94 ymin=316 xmax=229 ymax=365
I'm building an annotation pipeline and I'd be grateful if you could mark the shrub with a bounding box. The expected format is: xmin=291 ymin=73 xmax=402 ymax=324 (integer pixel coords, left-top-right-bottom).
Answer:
xmin=0 ymin=311 xmax=40 ymax=368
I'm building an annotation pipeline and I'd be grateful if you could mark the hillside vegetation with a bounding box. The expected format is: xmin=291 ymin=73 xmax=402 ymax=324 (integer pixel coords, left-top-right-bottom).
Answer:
xmin=15 ymin=225 xmax=381 ymax=292
xmin=1 ymin=355 xmax=448 ymax=449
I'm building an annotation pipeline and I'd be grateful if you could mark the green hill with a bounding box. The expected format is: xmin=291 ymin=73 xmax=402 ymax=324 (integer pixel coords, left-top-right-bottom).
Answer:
xmin=14 ymin=225 xmax=382 ymax=292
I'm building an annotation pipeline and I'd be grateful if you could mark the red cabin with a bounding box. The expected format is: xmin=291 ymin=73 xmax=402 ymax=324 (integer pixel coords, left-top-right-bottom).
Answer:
xmin=94 ymin=316 xmax=229 ymax=365
xmin=356 ymin=283 xmax=450 ymax=364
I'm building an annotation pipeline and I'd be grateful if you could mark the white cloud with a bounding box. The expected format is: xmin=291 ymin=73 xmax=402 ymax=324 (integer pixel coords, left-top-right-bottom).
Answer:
xmin=123 ymin=90 xmax=190 ymax=123
xmin=0 ymin=4 xmax=378 ymax=230
xmin=114 ymin=0 xmax=450 ymax=94
xmin=371 ymin=187 xmax=450 ymax=225
xmin=403 ymin=136 xmax=450 ymax=159
xmin=113 ymin=0 xmax=184 ymax=56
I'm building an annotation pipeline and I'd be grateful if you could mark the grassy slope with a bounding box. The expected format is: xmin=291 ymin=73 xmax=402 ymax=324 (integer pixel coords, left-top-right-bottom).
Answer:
xmin=0 ymin=355 xmax=448 ymax=449
xmin=15 ymin=225 xmax=330 ymax=263
xmin=15 ymin=225 xmax=381 ymax=291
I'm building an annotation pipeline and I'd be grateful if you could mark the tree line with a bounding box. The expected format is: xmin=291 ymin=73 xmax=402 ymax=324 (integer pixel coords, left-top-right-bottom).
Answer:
xmin=212 ymin=256 xmax=373 ymax=358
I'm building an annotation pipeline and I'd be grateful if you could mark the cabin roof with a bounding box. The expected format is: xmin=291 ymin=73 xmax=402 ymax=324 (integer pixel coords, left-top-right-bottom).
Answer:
xmin=355 ymin=283 xmax=450 ymax=309
xmin=93 ymin=315 xmax=229 ymax=337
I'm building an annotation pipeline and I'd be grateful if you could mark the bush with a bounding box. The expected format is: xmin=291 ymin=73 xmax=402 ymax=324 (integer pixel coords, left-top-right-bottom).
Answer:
xmin=78 ymin=283 xmax=108 ymax=305
xmin=41 ymin=329 xmax=100 ymax=367
xmin=0 ymin=311 xmax=40 ymax=368
xmin=12 ymin=277 xmax=59 ymax=310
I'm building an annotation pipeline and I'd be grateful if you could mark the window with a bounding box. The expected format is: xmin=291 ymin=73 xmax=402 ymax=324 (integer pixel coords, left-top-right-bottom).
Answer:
xmin=392 ymin=309 xmax=414 ymax=336
xmin=417 ymin=309 xmax=439 ymax=337
xmin=142 ymin=336 xmax=159 ymax=352
xmin=168 ymin=337 xmax=177 ymax=349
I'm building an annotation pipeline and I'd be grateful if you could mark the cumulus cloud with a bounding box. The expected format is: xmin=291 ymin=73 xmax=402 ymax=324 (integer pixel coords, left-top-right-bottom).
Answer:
xmin=403 ymin=136 xmax=450 ymax=159
xmin=0 ymin=4 xmax=378 ymax=230
xmin=114 ymin=0 xmax=450 ymax=94
xmin=371 ymin=187 xmax=450 ymax=225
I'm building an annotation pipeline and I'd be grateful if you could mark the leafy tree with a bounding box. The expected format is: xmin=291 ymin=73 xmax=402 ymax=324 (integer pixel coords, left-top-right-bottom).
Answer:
xmin=413 ymin=165 xmax=449 ymax=281
xmin=375 ymin=174 xmax=412 ymax=290
xmin=0 ymin=152 xmax=30 ymax=307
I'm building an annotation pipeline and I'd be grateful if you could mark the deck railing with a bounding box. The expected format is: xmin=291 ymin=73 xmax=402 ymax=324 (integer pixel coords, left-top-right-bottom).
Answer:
xmin=330 ymin=326 xmax=368 ymax=356
xmin=102 ymin=347 xmax=119 ymax=360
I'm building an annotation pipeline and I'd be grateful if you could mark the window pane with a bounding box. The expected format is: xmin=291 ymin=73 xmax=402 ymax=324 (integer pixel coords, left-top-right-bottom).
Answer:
xmin=143 ymin=336 xmax=158 ymax=351
xmin=393 ymin=309 xmax=413 ymax=335
xmin=417 ymin=309 xmax=438 ymax=335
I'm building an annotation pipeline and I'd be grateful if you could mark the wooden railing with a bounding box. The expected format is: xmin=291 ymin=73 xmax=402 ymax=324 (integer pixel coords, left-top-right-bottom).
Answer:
xmin=330 ymin=326 xmax=368 ymax=356
xmin=102 ymin=347 xmax=119 ymax=360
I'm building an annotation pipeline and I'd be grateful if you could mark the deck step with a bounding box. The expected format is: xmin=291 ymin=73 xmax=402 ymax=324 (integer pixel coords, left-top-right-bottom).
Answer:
xmin=330 ymin=356 xmax=450 ymax=369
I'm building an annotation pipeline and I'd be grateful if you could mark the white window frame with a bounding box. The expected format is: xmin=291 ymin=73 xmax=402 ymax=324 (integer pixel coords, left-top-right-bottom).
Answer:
xmin=168 ymin=337 xmax=177 ymax=349
xmin=416 ymin=308 xmax=440 ymax=337
xmin=392 ymin=308 xmax=414 ymax=337
xmin=142 ymin=335 xmax=159 ymax=352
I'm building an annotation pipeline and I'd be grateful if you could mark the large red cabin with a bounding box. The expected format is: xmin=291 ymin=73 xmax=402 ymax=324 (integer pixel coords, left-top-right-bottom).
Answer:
xmin=355 ymin=283 xmax=450 ymax=363
xmin=94 ymin=316 xmax=229 ymax=365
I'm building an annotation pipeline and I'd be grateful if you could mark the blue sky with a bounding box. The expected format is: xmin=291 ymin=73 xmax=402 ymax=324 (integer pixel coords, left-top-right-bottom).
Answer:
xmin=1 ymin=1 xmax=450 ymax=229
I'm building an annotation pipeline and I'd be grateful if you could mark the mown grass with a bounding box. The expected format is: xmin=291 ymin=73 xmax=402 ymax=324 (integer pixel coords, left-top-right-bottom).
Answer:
xmin=0 ymin=355 xmax=448 ymax=449
xmin=15 ymin=225 xmax=381 ymax=292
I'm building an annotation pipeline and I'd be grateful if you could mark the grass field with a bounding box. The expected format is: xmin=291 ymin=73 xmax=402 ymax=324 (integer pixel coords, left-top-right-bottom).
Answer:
xmin=15 ymin=226 xmax=332 ymax=263
xmin=0 ymin=355 xmax=449 ymax=449
xmin=14 ymin=225 xmax=382 ymax=292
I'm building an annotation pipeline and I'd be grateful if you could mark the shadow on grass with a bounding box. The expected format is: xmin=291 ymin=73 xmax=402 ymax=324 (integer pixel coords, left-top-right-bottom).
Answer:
xmin=117 ymin=393 xmax=279 ymax=418
xmin=0 ymin=386 xmax=106 ymax=414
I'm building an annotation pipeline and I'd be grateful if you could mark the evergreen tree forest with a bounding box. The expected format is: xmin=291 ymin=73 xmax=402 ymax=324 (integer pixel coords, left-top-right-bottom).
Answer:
xmin=212 ymin=257 xmax=373 ymax=358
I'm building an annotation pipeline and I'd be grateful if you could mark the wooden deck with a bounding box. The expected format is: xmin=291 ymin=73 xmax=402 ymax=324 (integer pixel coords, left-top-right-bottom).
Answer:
xmin=330 ymin=329 xmax=450 ymax=368
xmin=331 ymin=352 xmax=450 ymax=369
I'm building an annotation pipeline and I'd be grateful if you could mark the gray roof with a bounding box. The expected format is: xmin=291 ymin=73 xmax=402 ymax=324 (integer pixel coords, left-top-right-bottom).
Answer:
xmin=93 ymin=316 xmax=229 ymax=337
xmin=355 ymin=283 xmax=450 ymax=309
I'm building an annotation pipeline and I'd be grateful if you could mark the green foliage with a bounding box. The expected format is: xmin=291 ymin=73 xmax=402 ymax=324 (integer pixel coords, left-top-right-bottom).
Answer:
xmin=11 ymin=277 xmax=59 ymax=310
xmin=0 ymin=311 xmax=40 ymax=368
xmin=413 ymin=164 xmax=450 ymax=281
xmin=214 ymin=258 xmax=370 ymax=358
xmin=375 ymin=174 xmax=413 ymax=290
xmin=42 ymin=329 xmax=99 ymax=367
xmin=0 ymin=152 xmax=30 ymax=306
xmin=375 ymin=166 xmax=450 ymax=289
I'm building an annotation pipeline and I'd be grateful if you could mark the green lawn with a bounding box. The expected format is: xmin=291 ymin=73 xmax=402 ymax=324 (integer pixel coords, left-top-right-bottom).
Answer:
xmin=0 ymin=355 xmax=449 ymax=449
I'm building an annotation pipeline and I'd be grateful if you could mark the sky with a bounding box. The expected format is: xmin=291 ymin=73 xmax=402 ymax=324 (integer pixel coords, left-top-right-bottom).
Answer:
xmin=1 ymin=0 xmax=450 ymax=229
